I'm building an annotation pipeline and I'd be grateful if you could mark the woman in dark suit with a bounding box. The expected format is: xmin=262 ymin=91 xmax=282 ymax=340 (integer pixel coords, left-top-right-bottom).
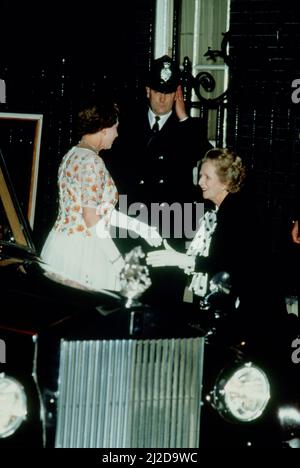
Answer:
xmin=147 ymin=148 xmax=252 ymax=300
xmin=147 ymin=148 xmax=285 ymax=332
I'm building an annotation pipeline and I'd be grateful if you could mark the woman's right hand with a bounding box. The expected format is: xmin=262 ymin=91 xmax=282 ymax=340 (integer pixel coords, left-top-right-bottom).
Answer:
xmin=146 ymin=240 xmax=194 ymax=269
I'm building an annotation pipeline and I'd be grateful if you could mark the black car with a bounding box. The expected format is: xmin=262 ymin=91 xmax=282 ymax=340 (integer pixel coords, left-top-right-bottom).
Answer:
xmin=0 ymin=148 xmax=300 ymax=449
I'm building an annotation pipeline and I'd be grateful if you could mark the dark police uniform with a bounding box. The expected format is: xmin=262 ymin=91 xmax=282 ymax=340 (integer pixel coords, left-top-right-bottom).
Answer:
xmin=107 ymin=56 xmax=212 ymax=308
xmin=122 ymin=107 xmax=211 ymax=208
xmin=111 ymin=56 xmax=212 ymax=231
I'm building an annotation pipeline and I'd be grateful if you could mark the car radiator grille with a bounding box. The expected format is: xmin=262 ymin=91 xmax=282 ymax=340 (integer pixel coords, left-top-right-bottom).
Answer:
xmin=55 ymin=337 xmax=204 ymax=448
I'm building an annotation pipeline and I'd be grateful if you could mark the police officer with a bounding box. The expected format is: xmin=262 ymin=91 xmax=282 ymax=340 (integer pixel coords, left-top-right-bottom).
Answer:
xmin=105 ymin=56 xmax=212 ymax=309
xmin=111 ymin=55 xmax=212 ymax=248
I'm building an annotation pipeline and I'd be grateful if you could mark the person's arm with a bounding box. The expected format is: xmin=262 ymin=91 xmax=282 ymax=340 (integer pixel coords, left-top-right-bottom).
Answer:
xmin=146 ymin=220 xmax=233 ymax=275
xmin=174 ymin=95 xmax=213 ymax=188
xmin=146 ymin=240 xmax=194 ymax=270
xmin=97 ymin=209 xmax=162 ymax=247
xmin=292 ymin=220 xmax=300 ymax=244
xmin=82 ymin=207 xmax=99 ymax=228
xmin=80 ymin=158 xmax=123 ymax=266
xmin=291 ymin=174 xmax=300 ymax=244
xmin=81 ymin=157 xmax=104 ymax=227
xmin=175 ymin=85 xmax=212 ymax=152
xmin=81 ymin=155 xmax=116 ymax=228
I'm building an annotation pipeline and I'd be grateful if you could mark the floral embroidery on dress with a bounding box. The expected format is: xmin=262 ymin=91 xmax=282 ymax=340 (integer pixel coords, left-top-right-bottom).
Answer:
xmin=54 ymin=147 xmax=118 ymax=236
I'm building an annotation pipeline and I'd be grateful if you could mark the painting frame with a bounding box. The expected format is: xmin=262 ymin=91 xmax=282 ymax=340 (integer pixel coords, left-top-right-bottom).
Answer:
xmin=0 ymin=112 xmax=43 ymax=228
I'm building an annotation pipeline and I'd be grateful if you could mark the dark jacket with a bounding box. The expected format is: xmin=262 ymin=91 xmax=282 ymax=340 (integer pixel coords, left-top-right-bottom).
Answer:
xmin=194 ymin=193 xmax=254 ymax=278
xmin=110 ymin=105 xmax=212 ymax=207
xmin=194 ymin=192 xmax=269 ymax=315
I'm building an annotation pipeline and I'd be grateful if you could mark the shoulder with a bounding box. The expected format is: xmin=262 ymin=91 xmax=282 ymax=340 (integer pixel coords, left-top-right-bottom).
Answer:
xmin=219 ymin=192 xmax=242 ymax=209
xmin=74 ymin=148 xmax=107 ymax=170
xmin=218 ymin=192 xmax=250 ymax=221
xmin=163 ymin=113 xmax=193 ymax=131
xmin=177 ymin=116 xmax=211 ymax=142
xmin=180 ymin=116 xmax=206 ymax=127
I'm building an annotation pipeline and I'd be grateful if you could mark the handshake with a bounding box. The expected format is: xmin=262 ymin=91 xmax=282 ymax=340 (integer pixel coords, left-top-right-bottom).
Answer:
xmin=96 ymin=209 xmax=163 ymax=248
xmin=146 ymin=239 xmax=195 ymax=271
xmin=96 ymin=209 xmax=195 ymax=270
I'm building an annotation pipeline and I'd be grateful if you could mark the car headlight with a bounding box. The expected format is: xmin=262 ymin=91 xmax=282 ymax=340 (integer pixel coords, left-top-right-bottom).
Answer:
xmin=210 ymin=362 xmax=271 ymax=422
xmin=0 ymin=373 xmax=27 ymax=438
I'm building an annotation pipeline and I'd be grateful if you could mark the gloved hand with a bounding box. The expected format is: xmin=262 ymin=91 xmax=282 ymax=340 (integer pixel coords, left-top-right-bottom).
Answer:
xmin=131 ymin=219 xmax=162 ymax=247
xmin=108 ymin=209 xmax=163 ymax=247
xmin=95 ymin=218 xmax=110 ymax=239
xmin=146 ymin=240 xmax=195 ymax=270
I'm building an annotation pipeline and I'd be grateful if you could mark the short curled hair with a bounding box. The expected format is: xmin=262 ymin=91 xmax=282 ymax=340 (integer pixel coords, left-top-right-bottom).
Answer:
xmin=77 ymin=101 xmax=119 ymax=139
xmin=202 ymin=148 xmax=246 ymax=193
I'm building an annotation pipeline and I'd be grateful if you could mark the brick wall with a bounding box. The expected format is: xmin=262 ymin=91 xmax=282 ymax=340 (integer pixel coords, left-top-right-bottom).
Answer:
xmin=227 ymin=0 xmax=300 ymax=260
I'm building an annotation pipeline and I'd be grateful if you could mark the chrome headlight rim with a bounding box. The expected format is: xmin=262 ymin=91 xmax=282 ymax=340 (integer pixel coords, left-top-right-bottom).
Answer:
xmin=210 ymin=361 xmax=271 ymax=423
xmin=0 ymin=373 xmax=27 ymax=438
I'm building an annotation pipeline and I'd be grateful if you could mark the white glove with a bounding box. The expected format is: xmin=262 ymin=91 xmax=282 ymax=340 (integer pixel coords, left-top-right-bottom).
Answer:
xmin=95 ymin=217 xmax=110 ymax=239
xmin=108 ymin=209 xmax=163 ymax=247
xmin=146 ymin=240 xmax=195 ymax=270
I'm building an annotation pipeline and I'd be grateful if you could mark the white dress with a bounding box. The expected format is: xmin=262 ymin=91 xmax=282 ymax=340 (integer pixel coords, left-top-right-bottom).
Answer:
xmin=41 ymin=146 xmax=124 ymax=291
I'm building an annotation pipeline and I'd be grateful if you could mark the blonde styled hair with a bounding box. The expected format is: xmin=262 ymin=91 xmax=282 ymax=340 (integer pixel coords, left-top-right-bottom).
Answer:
xmin=202 ymin=148 xmax=246 ymax=193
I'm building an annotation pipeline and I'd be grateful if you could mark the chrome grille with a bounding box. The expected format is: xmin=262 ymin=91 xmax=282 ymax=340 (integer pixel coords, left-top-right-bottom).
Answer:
xmin=55 ymin=338 xmax=204 ymax=448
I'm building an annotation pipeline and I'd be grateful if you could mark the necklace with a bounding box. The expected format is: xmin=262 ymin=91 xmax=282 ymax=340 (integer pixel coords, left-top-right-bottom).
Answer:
xmin=78 ymin=139 xmax=99 ymax=155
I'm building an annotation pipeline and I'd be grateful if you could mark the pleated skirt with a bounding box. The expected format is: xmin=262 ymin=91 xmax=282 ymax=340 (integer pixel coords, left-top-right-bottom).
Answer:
xmin=40 ymin=228 xmax=124 ymax=291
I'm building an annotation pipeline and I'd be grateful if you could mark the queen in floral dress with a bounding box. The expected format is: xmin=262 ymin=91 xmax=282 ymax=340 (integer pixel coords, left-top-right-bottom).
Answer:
xmin=41 ymin=102 xmax=124 ymax=291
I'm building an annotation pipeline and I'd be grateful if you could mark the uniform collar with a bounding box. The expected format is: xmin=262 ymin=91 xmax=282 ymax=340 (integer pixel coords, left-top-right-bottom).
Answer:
xmin=148 ymin=108 xmax=172 ymax=129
